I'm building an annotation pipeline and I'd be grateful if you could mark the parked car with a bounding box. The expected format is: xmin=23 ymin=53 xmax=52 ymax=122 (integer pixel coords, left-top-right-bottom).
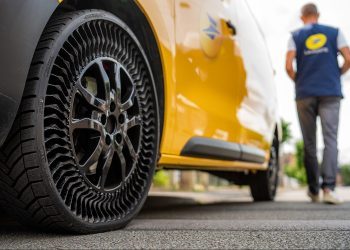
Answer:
xmin=0 ymin=0 xmax=280 ymax=233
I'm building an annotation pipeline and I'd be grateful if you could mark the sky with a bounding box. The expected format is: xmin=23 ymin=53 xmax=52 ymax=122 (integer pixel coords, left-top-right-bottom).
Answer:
xmin=248 ymin=0 xmax=350 ymax=164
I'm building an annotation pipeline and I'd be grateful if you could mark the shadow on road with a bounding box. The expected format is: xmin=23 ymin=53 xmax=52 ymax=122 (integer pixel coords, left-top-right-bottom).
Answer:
xmin=0 ymin=194 xmax=246 ymax=234
xmin=139 ymin=194 xmax=350 ymax=220
xmin=0 ymin=193 xmax=349 ymax=234
xmin=0 ymin=192 xmax=349 ymax=249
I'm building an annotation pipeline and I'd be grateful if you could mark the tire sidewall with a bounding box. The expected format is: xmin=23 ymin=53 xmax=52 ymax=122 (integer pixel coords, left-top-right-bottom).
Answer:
xmin=267 ymin=137 xmax=279 ymax=199
xmin=33 ymin=10 xmax=160 ymax=233
xmin=250 ymin=135 xmax=279 ymax=201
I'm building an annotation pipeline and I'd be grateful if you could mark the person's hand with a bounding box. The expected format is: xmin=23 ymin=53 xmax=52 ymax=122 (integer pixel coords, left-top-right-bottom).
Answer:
xmin=286 ymin=50 xmax=296 ymax=81
xmin=339 ymin=47 xmax=350 ymax=75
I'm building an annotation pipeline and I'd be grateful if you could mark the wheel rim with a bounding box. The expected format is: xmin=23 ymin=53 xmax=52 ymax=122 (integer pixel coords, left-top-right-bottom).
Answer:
xmin=69 ymin=58 xmax=142 ymax=192
xmin=43 ymin=17 xmax=158 ymax=223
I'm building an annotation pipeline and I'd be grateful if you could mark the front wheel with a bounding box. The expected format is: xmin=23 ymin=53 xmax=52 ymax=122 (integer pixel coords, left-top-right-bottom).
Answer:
xmin=249 ymin=135 xmax=279 ymax=201
xmin=0 ymin=10 xmax=160 ymax=233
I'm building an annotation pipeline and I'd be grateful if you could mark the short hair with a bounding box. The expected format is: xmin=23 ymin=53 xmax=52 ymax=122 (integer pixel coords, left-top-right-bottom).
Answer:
xmin=301 ymin=3 xmax=319 ymax=17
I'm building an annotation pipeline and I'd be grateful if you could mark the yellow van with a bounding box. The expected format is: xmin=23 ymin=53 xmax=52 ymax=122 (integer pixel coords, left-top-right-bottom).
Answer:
xmin=0 ymin=0 xmax=280 ymax=233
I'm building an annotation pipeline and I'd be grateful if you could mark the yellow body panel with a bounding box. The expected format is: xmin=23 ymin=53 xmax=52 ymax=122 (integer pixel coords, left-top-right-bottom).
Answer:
xmin=136 ymin=0 xmax=277 ymax=171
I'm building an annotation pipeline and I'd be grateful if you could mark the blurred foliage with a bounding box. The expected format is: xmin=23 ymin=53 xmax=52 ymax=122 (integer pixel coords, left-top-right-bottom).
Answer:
xmin=281 ymin=119 xmax=293 ymax=145
xmin=285 ymin=164 xmax=307 ymax=185
xmin=153 ymin=170 xmax=171 ymax=188
xmin=340 ymin=165 xmax=350 ymax=186
xmin=284 ymin=140 xmax=307 ymax=185
xmin=295 ymin=140 xmax=304 ymax=170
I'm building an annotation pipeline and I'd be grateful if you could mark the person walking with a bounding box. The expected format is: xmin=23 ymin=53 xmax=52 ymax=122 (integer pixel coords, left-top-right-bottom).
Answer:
xmin=285 ymin=3 xmax=350 ymax=204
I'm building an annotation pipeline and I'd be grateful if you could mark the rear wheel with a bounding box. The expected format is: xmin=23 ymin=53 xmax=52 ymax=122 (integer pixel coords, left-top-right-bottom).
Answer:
xmin=249 ymin=135 xmax=279 ymax=201
xmin=0 ymin=10 xmax=159 ymax=233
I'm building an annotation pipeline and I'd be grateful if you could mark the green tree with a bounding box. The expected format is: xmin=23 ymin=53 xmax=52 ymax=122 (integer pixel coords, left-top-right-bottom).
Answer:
xmin=285 ymin=140 xmax=307 ymax=185
xmin=340 ymin=165 xmax=350 ymax=186
xmin=295 ymin=140 xmax=304 ymax=170
xmin=153 ymin=170 xmax=171 ymax=188
xmin=281 ymin=119 xmax=292 ymax=145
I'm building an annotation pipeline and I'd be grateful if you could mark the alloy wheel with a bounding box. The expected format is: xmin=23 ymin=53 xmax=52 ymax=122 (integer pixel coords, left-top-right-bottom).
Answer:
xmin=70 ymin=58 xmax=142 ymax=192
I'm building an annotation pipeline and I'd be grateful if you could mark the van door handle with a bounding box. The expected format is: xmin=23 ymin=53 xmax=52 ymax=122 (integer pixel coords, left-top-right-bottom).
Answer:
xmin=226 ymin=20 xmax=237 ymax=36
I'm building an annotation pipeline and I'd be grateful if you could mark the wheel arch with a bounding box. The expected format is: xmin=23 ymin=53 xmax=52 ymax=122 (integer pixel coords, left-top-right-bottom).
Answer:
xmin=0 ymin=0 xmax=59 ymax=147
xmin=272 ymin=121 xmax=282 ymax=170
xmin=0 ymin=0 xmax=166 ymax=148
xmin=275 ymin=120 xmax=282 ymax=151
xmin=58 ymin=0 xmax=165 ymax=135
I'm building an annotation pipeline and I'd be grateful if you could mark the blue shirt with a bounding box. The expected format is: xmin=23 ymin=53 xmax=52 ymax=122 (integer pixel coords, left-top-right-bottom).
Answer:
xmin=291 ymin=24 xmax=343 ymax=100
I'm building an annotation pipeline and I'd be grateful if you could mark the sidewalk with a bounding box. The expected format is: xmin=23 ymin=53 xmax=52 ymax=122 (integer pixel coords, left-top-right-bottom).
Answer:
xmin=276 ymin=186 xmax=350 ymax=202
xmin=149 ymin=186 xmax=350 ymax=204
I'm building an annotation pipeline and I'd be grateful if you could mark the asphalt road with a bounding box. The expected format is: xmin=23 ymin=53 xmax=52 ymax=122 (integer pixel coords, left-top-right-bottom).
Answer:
xmin=0 ymin=188 xmax=350 ymax=249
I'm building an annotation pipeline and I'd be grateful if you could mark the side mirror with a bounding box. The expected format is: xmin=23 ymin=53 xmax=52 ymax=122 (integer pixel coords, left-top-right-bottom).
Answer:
xmin=226 ymin=20 xmax=237 ymax=36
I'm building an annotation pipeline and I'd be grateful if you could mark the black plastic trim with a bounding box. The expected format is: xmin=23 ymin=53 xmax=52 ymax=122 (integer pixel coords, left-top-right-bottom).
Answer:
xmin=181 ymin=137 xmax=241 ymax=161
xmin=240 ymin=145 xmax=266 ymax=164
xmin=0 ymin=0 xmax=58 ymax=146
xmin=181 ymin=137 xmax=266 ymax=164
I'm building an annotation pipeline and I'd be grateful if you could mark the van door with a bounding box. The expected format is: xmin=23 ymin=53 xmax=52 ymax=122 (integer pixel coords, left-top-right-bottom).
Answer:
xmin=173 ymin=0 xmax=248 ymax=155
xmin=230 ymin=0 xmax=277 ymax=151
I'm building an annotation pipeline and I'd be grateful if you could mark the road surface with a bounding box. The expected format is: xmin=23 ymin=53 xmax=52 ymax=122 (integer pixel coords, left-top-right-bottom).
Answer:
xmin=0 ymin=187 xmax=349 ymax=249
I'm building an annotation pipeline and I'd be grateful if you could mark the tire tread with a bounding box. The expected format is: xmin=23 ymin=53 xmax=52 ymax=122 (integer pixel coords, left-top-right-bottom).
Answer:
xmin=0 ymin=11 xmax=86 ymax=232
